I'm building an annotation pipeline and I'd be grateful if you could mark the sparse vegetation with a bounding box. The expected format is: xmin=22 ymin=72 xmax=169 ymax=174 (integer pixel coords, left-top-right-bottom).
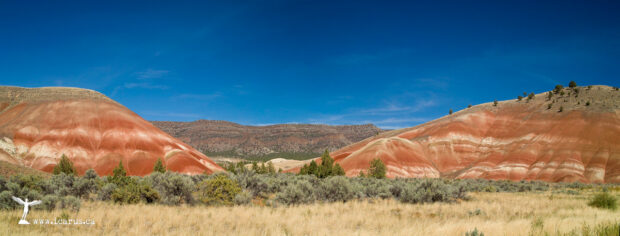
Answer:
xmin=493 ymin=100 xmax=498 ymax=106
xmin=559 ymin=106 xmax=564 ymax=112
xmin=547 ymin=104 xmax=552 ymax=109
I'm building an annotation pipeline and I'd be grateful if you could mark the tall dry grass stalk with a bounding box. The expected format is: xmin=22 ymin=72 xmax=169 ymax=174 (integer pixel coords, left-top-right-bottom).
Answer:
xmin=1 ymin=191 xmax=618 ymax=235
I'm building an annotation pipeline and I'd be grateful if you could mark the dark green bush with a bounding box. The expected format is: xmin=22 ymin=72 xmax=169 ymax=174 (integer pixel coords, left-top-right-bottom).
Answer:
xmin=588 ymin=191 xmax=617 ymax=210
xmin=111 ymin=179 xmax=159 ymax=204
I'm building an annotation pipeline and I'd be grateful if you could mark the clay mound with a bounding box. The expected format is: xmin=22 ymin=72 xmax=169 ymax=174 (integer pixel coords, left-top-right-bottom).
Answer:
xmin=312 ymin=85 xmax=620 ymax=183
xmin=0 ymin=86 xmax=223 ymax=176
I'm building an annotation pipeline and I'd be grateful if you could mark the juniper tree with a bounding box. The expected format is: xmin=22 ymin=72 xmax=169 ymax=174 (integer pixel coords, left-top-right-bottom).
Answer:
xmin=368 ymin=158 xmax=386 ymax=179
xmin=53 ymin=154 xmax=76 ymax=176
xmin=153 ymin=158 xmax=166 ymax=173
xmin=568 ymin=81 xmax=577 ymax=88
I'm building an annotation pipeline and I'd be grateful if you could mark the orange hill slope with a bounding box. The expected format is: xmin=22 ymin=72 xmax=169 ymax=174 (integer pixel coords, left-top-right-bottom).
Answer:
xmin=326 ymin=85 xmax=620 ymax=183
xmin=0 ymin=86 xmax=223 ymax=176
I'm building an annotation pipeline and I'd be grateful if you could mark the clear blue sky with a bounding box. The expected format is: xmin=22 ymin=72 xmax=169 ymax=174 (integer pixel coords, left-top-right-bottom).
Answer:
xmin=1 ymin=1 xmax=619 ymax=129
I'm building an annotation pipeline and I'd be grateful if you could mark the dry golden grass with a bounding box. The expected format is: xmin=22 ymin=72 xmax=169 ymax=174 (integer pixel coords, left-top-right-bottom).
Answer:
xmin=1 ymin=191 xmax=618 ymax=236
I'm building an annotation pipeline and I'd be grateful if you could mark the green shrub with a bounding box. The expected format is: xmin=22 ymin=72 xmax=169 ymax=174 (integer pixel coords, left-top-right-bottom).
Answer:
xmin=145 ymin=172 xmax=195 ymax=205
xmin=234 ymin=190 xmax=252 ymax=205
xmin=588 ymin=191 xmax=617 ymax=210
xmin=41 ymin=194 xmax=59 ymax=211
xmin=449 ymin=109 xmax=453 ymax=114
xmin=97 ymin=183 xmax=117 ymax=201
xmin=196 ymin=174 xmax=241 ymax=206
xmin=59 ymin=196 xmax=81 ymax=212
xmin=0 ymin=190 xmax=16 ymax=210
xmin=517 ymin=95 xmax=523 ymax=101
xmin=319 ymin=176 xmax=355 ymax=202
xmin=465 ymin=228 xmax=484 ymax=236
xmin=53 ymin=154 xmax=76 ymax=176
xmin=111 ymin=180 xmax=159 ymax=204
xmin=493 ymin=100 xmax=498 ymax=106
xmin=527 ymin=92 xmax=535 ymax=100
xmin=554 ymin=84 xmax=563 ymax=94
xmin=275 ymin=179 xmax=316 ymax=205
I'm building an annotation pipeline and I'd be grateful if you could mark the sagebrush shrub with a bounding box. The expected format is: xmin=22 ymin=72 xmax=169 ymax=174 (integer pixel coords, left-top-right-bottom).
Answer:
xmin=319 ymin=176 xmax=355 ymax=202
xmin=196 ymin=174 xmax=241 ymax=206
xmin=145 ymin=172 xmax=195 ymax=205
xmin=275 ymin=179 xmax=316 ymax=205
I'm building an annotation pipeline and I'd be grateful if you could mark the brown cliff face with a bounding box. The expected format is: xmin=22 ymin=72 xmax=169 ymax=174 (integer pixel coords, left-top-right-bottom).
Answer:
xmin=325 ymin=85 xmax=620 ymax=183
xmin=0 ymin=86 xmax=223 ymax=176
xmin=151 ymin=120 xmax=383 ymax=158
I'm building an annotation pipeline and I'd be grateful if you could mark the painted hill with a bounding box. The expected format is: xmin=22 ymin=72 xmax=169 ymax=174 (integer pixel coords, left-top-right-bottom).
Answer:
xmin=0 ymin=86 xmax=223 ymax=176
xmin=151 ymin=120 xmax=382 ymax=159
xmin=316 ymin=85 xmax=620 ymax=183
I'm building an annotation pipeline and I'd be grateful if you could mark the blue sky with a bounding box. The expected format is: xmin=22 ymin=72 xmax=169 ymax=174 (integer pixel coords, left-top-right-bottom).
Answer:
xmin=1 ymin=1 xmax=619 ymax=129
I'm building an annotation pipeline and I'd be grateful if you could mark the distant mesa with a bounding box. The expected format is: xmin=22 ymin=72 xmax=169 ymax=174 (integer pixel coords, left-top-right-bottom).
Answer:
xmin=151 ymin=120 xmax=383 ymax=159
xmin=294 ymin=85 xmax=620 ymax=183
xmin=0 ymin=86 xmax=223 ymax=176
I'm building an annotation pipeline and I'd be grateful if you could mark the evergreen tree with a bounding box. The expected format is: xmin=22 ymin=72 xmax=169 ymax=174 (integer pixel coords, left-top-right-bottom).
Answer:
xmin=368 ymin=158 xmax=386 ymax=179
xmin=332 ymin=163 xmax=345 ymax=176
xmin=308 ymin=160 xmax=319 ymax=176
xmin=267 ymin=161 xmax=276 ymax=174
xmin=298 ymin=164 xmax=309 ymax=175
xmin=109 ymin=160 xmax=129 ymax=186
xmin=153 ymin=158 xmax=166 ymax=173
xmin=318 ymin=149 xmax=334 ymax=178
xmin=53 ymin=154 xmax=76 ymax=175
xmin=251 ymin=162 xmax=259 ymax=173
xmin=568 ymin=81 xmax=577 ymax=88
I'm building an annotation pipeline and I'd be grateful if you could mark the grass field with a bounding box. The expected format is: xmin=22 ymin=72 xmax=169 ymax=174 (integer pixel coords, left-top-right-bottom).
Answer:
xmin=1 ymin=190 xmax=618 ymax=236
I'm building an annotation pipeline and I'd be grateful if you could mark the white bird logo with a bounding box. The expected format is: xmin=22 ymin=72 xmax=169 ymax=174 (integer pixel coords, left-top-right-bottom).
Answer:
xmin=11 ymin=196 xmax=42 ymax=225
